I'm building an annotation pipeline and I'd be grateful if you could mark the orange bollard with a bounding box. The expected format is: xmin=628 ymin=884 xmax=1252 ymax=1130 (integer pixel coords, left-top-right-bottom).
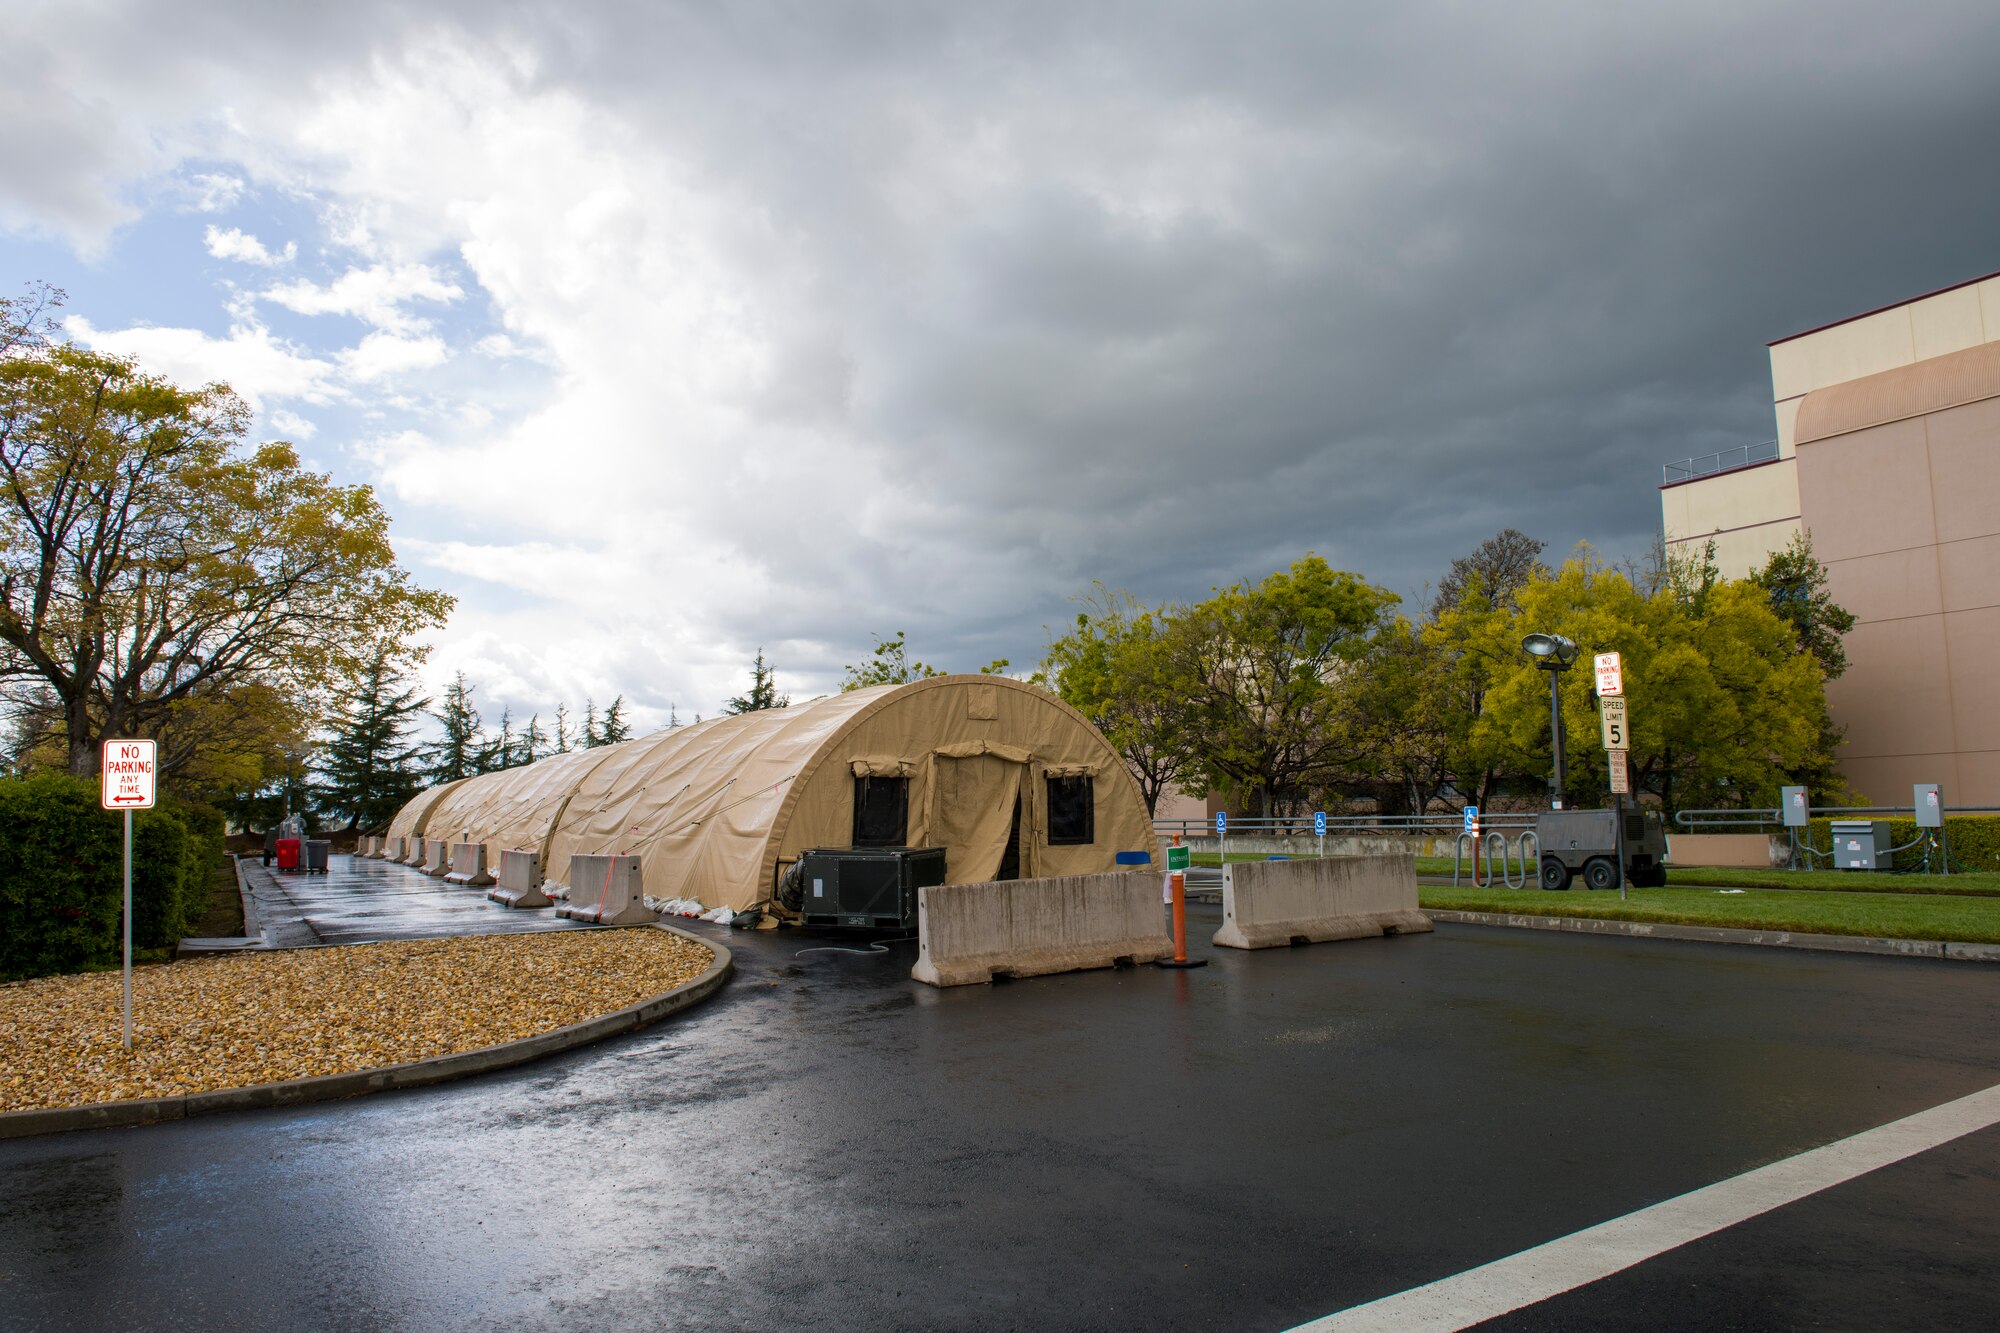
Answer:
xmin=1156 ymin=831 xmax=1207 ymax=970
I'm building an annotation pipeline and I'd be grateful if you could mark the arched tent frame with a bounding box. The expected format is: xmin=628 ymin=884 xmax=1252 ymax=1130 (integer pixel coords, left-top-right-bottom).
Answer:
xmin=395 ymin=676 xmax=1155 ymax=911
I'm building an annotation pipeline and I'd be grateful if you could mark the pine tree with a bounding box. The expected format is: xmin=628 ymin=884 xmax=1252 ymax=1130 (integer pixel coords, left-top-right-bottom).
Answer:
xmin=599 ymin=694 xmax=632 ymax=744
xmin=521 ymin=714 xmax=546 ymax=764
xmin=582 ymin=698 xmax=600 ymax=748
xmin=431 ymin=672 xmax=486 ymax=781
xmin=724 ymin=649 xmax=790 ymax=713
xmin=554 ymin=702 xmax=573 ymax=753
xmin=314 ymin=652 xmax=430 ymax=832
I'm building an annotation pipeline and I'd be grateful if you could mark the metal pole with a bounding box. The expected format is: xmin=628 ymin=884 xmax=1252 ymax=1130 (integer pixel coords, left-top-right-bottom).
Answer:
xmin=1548 ymin=667 xmax=1567 ymax=809
xmin=123 ymin=807 xmax=132 ymax=1052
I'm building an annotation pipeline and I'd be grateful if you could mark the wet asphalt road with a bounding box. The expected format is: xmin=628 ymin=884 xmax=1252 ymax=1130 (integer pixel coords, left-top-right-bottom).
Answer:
xmin=3 ymin=861 xmax=1998 ymax=1331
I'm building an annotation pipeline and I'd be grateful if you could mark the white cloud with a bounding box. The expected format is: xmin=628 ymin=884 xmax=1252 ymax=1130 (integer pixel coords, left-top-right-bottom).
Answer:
xmin=268 ymin=407 xmax=317 ymax=439
xmin=188 ymin=173 xmax=245 ymax=213
xmin=337 ymin=330 xmax=450 ymax=381
xmin=65 ymin=315 xmax=338 ymax=410
xmin=204 ymin=224 xmax=296 ymax=266
xmin=262 ymin=263 xmax=464 ymax=333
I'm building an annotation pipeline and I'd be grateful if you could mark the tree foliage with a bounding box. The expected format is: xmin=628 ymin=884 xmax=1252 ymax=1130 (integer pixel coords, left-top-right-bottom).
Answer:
xmin=1041 ymin=586 xmax=1197 ymax=817
xmin=430 ymin=672 xmax=484 ymax=782
xmin=1168 ymin=555 xmax=1398 ymax=817
xmin=0 ymin=332 xmax=451 ymax=780
xmin=724 ymin=649 xmax=789 ymax=713
xmin=1750 ymin=530 xmax=1855 ymax=679
xmin=315 ymin=651 xmax=429 ymax=832
xmin=841 ymin=631 xmax=945 ymax=690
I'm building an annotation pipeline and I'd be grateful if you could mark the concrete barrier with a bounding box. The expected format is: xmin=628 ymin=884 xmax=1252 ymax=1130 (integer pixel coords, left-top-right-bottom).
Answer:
xmin=357 ymin=835 xmax=380 ymax=858
xmin=912 ymin=872 xmax=1173 ymax=987
xmin=378 ymin=835 xmax=405 ymax=862
xmin=442 ymin=841 xmax=494 ymax=888
xmin=400 ymin=836 xmax=429 ymax=867
xmin=422 ymin=838 xmax=452 ymax=877
xmin=556 ymin=854 xmax=654 ymax=925
xmin=1213 ymin=855 xmax=1432 ymax=950
xmin=488 ymin=850 xmax=552 ymax=909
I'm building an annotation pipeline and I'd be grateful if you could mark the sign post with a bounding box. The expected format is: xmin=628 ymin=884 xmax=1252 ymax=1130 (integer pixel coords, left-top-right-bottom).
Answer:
xmin=1156 ymin=834 xmax=1205 ymax=969
xmin=1314 ymin=810 xmax=1326 ymax=860
xmin=1596 ymin=686 xmax=1630 ymax=900
xmin=1594 ymin=652 xmax=1624 ymax=698
xmin=101 ymin=739 xmax=157 ymax=1051
xmin=1463 ymin=805 xmax=1480 ymax=883
xmin=1215 ymin=810 xmax=1226 ymax=871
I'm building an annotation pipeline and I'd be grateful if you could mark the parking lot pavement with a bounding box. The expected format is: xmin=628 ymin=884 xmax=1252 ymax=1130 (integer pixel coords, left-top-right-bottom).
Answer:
xmin=3 ymin=908 xmax=1996 ymax=1332
xmin=242 ymin=853 xmax=593 ymax=945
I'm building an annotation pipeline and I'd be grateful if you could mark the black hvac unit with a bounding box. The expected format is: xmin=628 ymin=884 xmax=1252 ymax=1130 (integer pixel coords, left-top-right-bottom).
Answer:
xmin=797 ymin=846 xmax=947 ymax=931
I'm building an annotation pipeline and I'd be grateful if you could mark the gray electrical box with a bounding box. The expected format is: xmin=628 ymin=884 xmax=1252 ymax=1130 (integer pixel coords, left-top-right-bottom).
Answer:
xmin=1780 ymin=786 xmax=1809 ymax=827
xmin=1830 ymin=820 xmax=1892 ymax=870
xmin=1914 ymin=783 xmax=1943 ymax=828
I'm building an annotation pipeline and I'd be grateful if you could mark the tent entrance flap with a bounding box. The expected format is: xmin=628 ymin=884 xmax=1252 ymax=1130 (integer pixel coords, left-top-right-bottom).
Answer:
xmin=926 ymin=752 xmax=1027 ymax=884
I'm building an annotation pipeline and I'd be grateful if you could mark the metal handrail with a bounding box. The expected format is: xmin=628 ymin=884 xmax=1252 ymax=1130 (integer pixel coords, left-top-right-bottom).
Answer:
xmin=1155 ymin=813 xmax=1539 ymax=839
xmin=1675 ymin=804 xmax=2000 ymax=831
xmin=1660 ymin=440 xmax=1779 ymax=485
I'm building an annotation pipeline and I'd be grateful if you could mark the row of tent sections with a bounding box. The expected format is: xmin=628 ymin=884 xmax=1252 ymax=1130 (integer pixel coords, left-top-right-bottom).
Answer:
xmin=377 ymin=676 xmax=1158 ymax=911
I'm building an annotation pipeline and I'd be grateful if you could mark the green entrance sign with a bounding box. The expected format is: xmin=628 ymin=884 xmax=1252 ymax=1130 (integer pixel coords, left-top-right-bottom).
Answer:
xmin=1167 ymin=845 xmax=1191 ymax=872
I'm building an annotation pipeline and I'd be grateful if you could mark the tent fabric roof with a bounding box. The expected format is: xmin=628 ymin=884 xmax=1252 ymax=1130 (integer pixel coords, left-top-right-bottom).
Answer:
xmin=385 ymin=676 xmax=1154 ymax=910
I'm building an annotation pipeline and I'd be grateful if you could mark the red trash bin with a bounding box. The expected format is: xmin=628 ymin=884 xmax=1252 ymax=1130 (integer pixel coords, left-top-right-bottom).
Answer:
xmin=276 ymin=837 xmax=302 ymax=871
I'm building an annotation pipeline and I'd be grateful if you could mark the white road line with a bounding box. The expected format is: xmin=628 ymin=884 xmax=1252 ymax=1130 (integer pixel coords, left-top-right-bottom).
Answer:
xmin=1293 ymin=1080 xmax=2000 ymax=1333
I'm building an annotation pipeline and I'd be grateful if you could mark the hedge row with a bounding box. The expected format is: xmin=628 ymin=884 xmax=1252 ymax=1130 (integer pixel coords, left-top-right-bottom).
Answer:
xmin=0 ymin=774 xmax=228 ymax=982
xmin=1801 ymin=815 xmax=2000 ymax=874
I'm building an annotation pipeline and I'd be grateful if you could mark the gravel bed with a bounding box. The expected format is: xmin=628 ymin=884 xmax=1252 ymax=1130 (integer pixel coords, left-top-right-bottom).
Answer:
xmin=0 ymin=927 xmax=715 ymax=1114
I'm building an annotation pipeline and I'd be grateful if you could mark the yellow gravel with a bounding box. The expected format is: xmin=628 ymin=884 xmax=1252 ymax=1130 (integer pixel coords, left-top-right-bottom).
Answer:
xmin=0 ymin=928 xmax=716 ymax=1115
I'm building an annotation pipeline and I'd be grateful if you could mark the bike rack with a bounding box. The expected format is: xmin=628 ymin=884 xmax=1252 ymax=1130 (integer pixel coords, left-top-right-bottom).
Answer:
xmin=1453 ymin=830 xmax=1539 ymax=888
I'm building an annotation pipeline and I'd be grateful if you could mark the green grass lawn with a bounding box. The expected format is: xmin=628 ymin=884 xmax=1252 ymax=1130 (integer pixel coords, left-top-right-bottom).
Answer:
xmin=1419 ymin=884 xmax=2000 ymax=943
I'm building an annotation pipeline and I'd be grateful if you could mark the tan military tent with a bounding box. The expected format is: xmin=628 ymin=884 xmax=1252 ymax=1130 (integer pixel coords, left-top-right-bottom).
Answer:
xmin=383 ymin=675 xmax=1155 ymax=910
xmin=383 ymin=776 xmax=471 ymax=858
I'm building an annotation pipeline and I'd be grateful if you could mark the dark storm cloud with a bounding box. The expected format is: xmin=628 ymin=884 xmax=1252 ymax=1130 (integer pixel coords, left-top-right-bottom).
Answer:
xmin=14 ymin=0 xmax=2000 ymax=686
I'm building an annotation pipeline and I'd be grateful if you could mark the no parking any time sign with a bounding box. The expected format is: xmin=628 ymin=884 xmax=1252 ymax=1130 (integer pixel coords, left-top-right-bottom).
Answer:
xmin=101 ymin=739 xmax=157 ymax=810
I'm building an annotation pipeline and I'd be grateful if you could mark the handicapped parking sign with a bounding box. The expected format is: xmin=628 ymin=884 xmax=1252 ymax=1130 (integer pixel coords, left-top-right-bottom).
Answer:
xmin=1215 ymin=811 xmax=1226 ymax=835
xmin=1314 ymin=811 xmax=1326 ymax=837
xmin=1463 ymin=805 xmax=1479 ymax=834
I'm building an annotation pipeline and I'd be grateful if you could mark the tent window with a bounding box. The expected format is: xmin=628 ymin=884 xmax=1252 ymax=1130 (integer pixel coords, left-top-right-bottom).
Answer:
xmin=852 ymin=775 xmax=908 ymax=847
xmin=1046 ymin=775 xmax=1094 ymax=845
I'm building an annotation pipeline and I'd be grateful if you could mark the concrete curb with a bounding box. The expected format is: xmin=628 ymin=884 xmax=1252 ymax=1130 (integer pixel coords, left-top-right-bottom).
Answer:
xmin=0 ymin=924 xmax=732 ymax=1141
xmin=1428 ymin=910 xmax=2000 ymax=962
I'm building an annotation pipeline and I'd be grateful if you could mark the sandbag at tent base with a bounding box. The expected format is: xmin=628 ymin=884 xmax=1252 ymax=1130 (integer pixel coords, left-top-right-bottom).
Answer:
xmin=488 ymin=850 xmax=553 ymax=909
xmin=913 ymin=872 xmax=1172 ymax=987
xmin=1213 ymin=855 xmax=1432 ymax=950
xmin=443 ymin=842 xmax=494 ymax=887
xmin=556 ymin=854 xmax=655 ymax=926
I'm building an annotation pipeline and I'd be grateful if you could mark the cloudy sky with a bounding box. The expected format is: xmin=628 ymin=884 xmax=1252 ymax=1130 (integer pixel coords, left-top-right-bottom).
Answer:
xmin=5 ymin=0 xmax=1997 ymax=726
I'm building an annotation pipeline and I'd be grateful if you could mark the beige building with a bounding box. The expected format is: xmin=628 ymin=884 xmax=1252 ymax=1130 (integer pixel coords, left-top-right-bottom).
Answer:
xmin=1661 ymin=270 xmax=2000 ymax=806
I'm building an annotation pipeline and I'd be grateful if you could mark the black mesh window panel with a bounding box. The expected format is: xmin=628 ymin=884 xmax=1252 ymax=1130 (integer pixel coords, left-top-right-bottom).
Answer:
xmin=1046 ymin=775 xmax=1094 ymax=845
xmin=852 ymin=776 xmax=908 ymax=846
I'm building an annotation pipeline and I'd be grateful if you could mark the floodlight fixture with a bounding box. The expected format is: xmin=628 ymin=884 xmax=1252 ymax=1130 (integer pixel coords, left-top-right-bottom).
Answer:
xmin=1521 ymin=632 xmax=1578 ymax=666
xmin=1522 ymin=631 xmax=1578 ymax=807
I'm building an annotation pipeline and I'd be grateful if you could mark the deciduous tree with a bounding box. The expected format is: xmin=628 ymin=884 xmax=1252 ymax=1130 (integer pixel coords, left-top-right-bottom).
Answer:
xmin=0 ymin=338 xmax=450 ymax=777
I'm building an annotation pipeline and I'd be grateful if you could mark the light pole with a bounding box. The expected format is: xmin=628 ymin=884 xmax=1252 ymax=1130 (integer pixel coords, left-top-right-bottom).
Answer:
xmin=1521 ymin=633 xmax=1578 ymax=810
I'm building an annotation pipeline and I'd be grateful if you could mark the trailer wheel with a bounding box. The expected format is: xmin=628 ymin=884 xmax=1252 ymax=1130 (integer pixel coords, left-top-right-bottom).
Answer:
xmin=1582 ymin=857 xmax=1620 ymax=891
xmin=1539 ymin=855 xmax=1572 ymax=891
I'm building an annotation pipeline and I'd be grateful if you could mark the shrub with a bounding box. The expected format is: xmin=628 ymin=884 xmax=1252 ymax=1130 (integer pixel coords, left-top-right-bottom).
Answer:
xmin=0 ymin=774 xmax=122 ymax=980
xmin=1803 ymin=815 xmax=2000 ymax=874
xmin=0 ymin=778 xmax=232 ymax=980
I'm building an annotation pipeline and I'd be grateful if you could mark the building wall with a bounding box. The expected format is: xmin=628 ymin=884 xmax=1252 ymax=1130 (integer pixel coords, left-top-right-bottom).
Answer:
xmin=1794 ymin=370 xmax=2000 ymax=806
xmin=1661 ymin=270 xmax=2000 ymax=807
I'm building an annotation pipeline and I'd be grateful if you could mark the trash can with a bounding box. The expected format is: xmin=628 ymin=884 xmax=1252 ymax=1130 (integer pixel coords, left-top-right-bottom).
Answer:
xmin=1830 ymin=819 xmax=1892 ymax=870
xmin=275 ymin=837 xmax=302 ymax=871
xmin=304 ymin=839 xmax=331 ymax=874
